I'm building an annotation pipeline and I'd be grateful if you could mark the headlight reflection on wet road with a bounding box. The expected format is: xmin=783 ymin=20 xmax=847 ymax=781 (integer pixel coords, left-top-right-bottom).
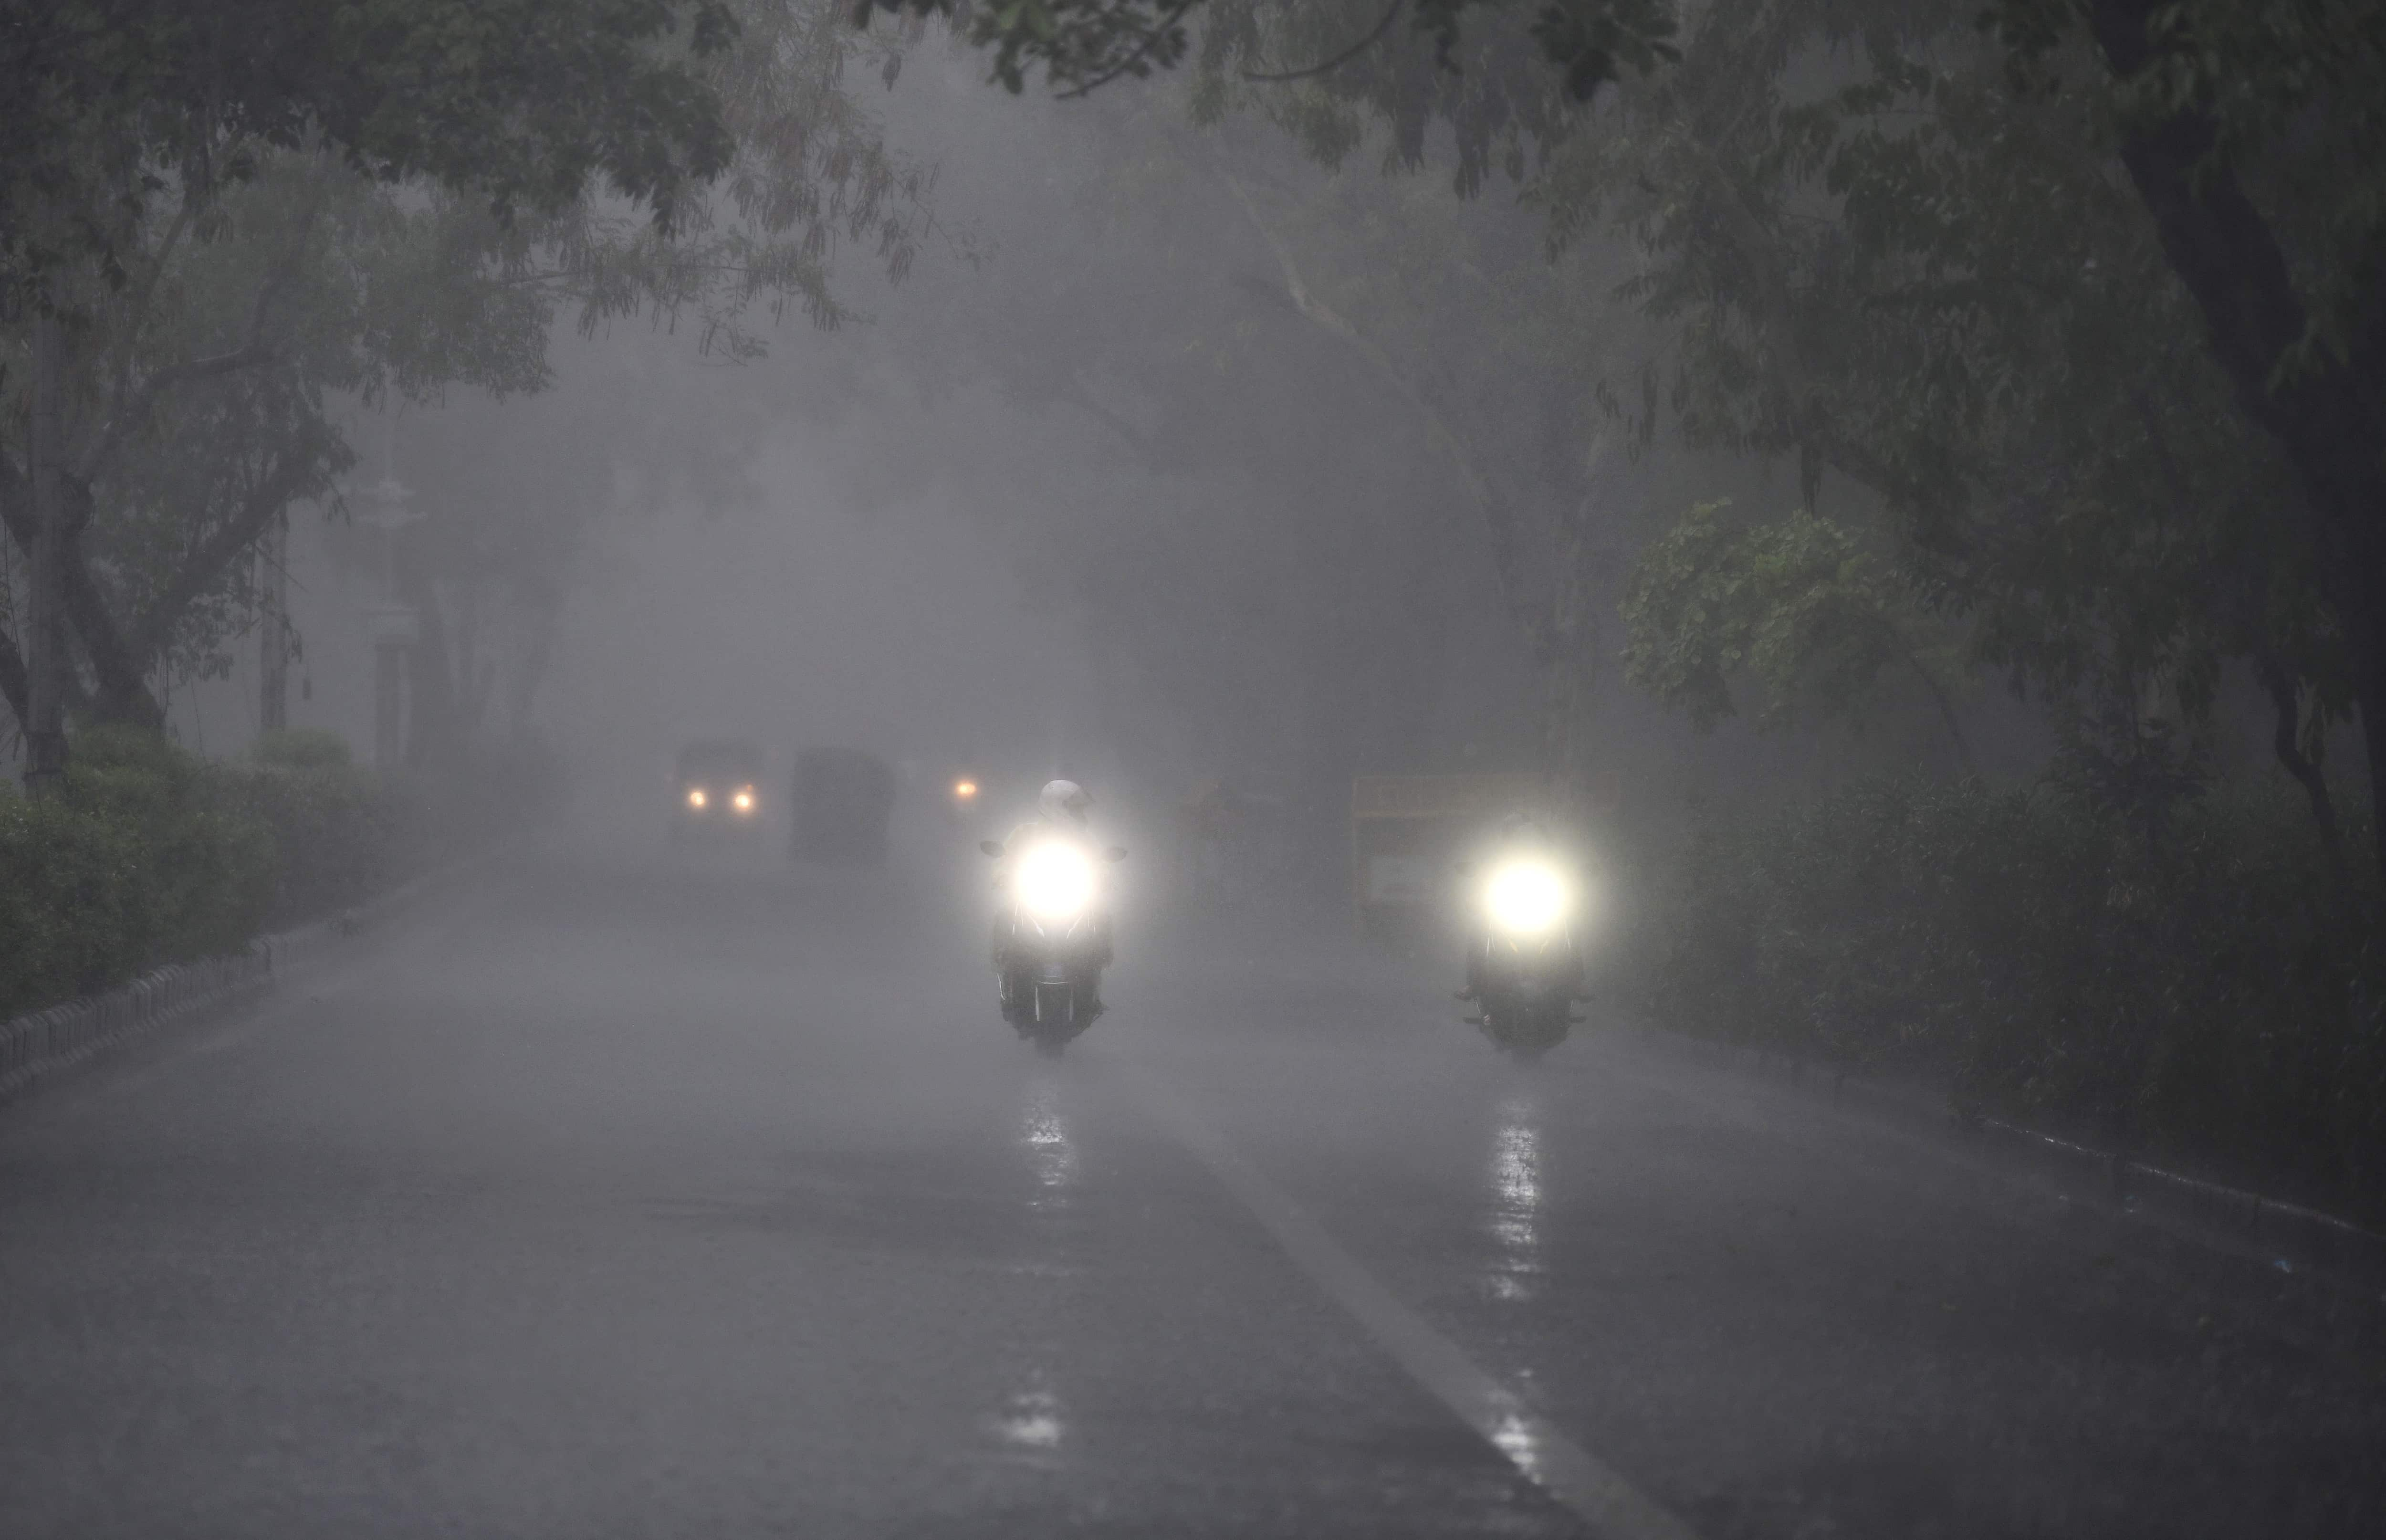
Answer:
xmin=1021 ymin=1078 xmax=1079 ymax=1204
xmin=1488 ymin=1093 xmax=1544 ymax=1302
xmin=996 ymin=1080 xmax=1078 ymax=1468
xmin=993 ymin=1380 xmax=1066 ymax=1455
xmin=1492 ymin=1412 xmax=1543 ymax=1477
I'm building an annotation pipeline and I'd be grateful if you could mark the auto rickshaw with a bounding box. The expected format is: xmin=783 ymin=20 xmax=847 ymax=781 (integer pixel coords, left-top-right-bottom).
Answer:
xmin=671 ymin=738 xmax=767 ymax=841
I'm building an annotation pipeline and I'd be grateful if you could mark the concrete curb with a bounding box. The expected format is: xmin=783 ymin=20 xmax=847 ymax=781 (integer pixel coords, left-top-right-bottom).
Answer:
xmin=0 ymin=861 xmax=458 ymax=1109
xmin=1640 ymin=1029 xmax=2386 ymax=1286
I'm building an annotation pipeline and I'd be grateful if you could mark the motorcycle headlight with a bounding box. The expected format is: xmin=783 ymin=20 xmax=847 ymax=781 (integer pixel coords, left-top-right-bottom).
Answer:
xmin=1485 ymin=859 xmax=1567 ymax=935
xmin=1016 ymin=842 xmax=1095 ymax=922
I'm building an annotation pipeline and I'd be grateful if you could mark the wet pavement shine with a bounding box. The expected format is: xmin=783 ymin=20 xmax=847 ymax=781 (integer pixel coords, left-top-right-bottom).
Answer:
xmin=1 ymin=849 xmax=2379 ymax=1539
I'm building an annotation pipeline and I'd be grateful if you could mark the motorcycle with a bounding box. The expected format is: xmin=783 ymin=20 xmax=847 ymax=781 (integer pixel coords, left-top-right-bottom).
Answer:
xmin=1460 ymin=855 xmax=1586 ymax=1061
xmin=981 ymin=835 xmax=1126 ymax=1057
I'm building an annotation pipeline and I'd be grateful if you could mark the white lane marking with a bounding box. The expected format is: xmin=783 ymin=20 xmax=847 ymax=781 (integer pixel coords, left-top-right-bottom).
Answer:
xmin=1118 ymin=1062 xmax=1702 ymax=1540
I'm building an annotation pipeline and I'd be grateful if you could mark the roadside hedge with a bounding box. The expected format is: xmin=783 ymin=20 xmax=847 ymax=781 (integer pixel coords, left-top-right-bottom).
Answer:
xmin=0 ymin=785 xmax=143 ymax=1019
xmin=0 ymin=728 xmax=393 ymax=1021
xmin=70 ymin=726 xmax=280 ymax=963
xmin=1636 ymin=776 xmax=2386 ymax=1221
xmin=236 ymin=728 xmax=396 ymax=923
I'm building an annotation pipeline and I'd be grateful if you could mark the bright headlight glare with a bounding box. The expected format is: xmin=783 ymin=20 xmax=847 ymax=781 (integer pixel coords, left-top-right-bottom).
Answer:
xmin=687 ymin=787 xmax=707 ymax=809
xmin=733 ymin=787 xmax=755 ymax=813
xmin=1016 ymin=842 xmax=1095 ymax=920
xmin=1485 ymin=860 xmax=1567 ymax=933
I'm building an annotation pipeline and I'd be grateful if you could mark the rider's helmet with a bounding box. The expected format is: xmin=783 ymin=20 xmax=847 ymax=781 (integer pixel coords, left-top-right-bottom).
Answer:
xmin=1497 ymin=810 xmax=1549 ymax=845
xmin=1038 ymin=779 xmax=1093 ymax=826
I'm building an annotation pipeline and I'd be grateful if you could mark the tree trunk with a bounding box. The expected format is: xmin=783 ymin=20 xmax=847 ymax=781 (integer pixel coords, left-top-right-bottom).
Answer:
xmin=2 ymin=454 xmax=168 ymax=733
xmin=23 ymin=313 xmax=70 ymax=794
xmin=2256 ymin=650 xmax=2346 ymax=876
xmin=2087 ymin=0 xmax=2386 ymax=878
xmin=0 ymin=631 xmax=26 ymax=731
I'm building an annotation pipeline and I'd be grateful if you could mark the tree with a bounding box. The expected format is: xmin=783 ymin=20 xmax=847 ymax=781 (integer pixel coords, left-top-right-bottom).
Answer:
xmin=856 ymin=0 xmax=1675 ymax=109
xmin=2048 ymin=0 xmax=2386 ymax=872
xmin=3 ymin=0 xmax=933 ymax=783
xmin=796 ymin=88 xmax=1568 ymax=872
xmin=0 ymin=0 xmax=736 ymax=790
xmin=900 ymin=0 xmax=2386 ymax=870
xmin=0 ymin=156 xmax=565 ymax=735
xmin=0 ymin=0 xmax=741 ymax=310
xmin=1622 ymin=502 xmax=1975 ymax=770
xmin=1517 ymin=0 xmax=2363 ymax=853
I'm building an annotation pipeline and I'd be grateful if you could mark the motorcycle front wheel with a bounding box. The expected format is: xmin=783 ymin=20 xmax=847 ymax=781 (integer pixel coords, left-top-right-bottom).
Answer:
xmin=1490 ymin=995 xmax=1571 ymax=1061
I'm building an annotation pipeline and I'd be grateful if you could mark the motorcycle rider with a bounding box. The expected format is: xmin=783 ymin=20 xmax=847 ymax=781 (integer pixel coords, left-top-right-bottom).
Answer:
xmin=989 ymin=779 xmax=1115 ymax=1023
xmin=1460 ymin=811 xmax=1584 ymax=1005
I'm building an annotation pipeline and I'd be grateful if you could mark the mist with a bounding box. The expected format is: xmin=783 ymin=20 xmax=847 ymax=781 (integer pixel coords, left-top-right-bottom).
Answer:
xmin=4 ymin=7 xmax=2383 ymax=1539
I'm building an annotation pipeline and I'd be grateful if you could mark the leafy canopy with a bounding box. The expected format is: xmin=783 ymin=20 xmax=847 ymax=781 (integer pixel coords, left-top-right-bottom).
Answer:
xmin=853 ymin=0 xmax=1675 ymax=104
xmin=1621 ymin=501 xmax=1957 ymax=738
xmin=0 ymin=0 xmax=740 ymax=310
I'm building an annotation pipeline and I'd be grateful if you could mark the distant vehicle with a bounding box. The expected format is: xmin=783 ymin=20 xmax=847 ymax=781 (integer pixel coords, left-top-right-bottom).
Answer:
xmin=790 ymin=747 xmax=897 ymax=866
xmin=1459 ymin=848 xmax=1587 ymax=1061
xmin=672 ymin=738 xmax=766 ymax=841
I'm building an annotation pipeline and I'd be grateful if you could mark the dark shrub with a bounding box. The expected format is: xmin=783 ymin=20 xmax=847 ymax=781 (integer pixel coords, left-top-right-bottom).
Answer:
xmin=65 ymin=726 xmax=276 ymax=965
xmin=0 ymin=788 xmax=141 ymax=1017
xmin=232 ymin=730 xmax=394 ymax=922
xmin=1636 ymin=777 xmax=2386 ymax=1219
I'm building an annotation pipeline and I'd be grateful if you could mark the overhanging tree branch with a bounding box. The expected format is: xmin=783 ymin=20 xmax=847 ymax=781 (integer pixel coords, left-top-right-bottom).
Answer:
xmin=126 ymin=437 xmax=331 ymax=673
xmin=1055 ymin=0 xmax=1202 ymax=99
xmin=2084 ymin=0 xmax=2386 ymax=880
xmin=1207 ymin=154 xmax=1533 ymax=632
xmin=1051 ymin=373 xmax=1172 ymax=471
xmin=1244 ymin=1 xmax=1408 ymax=83
xmin=75 ymin=157 xmax=329 ymax=487
xmin=73 ymin=341 xmax=279 ymax=494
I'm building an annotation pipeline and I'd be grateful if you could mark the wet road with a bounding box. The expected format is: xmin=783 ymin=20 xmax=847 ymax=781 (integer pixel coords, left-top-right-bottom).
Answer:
xmin=2 ymin=849 xmax=2380 ymax=1539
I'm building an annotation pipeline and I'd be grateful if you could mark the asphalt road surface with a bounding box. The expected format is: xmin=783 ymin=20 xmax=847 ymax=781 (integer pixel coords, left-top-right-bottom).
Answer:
xmin=3 ymin=845 xmax=2381 ymax=1539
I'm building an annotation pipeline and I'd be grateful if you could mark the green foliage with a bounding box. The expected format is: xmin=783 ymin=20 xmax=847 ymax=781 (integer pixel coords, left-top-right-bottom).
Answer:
xmin=1988 ymin=0 xmax=2386 ymax=370
xmin=1524 ymin=0 xmax=2336 ymax=726
xmin=899 ymin=0 xmax=2386 ymax=880
xmin=63 ymin=725 xmax=279 ymax=964
xmin=0 ymin=0 xmax=743 ymax=312
xmin=1622 ymin=501 xmax=1966 ymax=746
xmin=233 ymin=731 xmax=395 ymax=923
xmin=252 ymin=727 xmax=361 ymax=773
xmin=3 ymin=0 xmax=937 ymax=736
xmin=0 ymin=785 xmax=142 ymax=1019
xmin=1639 ymin=776 xmax=2386 ymax=1219
xmin=0 ymin=727 xmax=275 ymax=1018
xmin=0 ymin=726 xmax=522 ymax=1019
xmin=2042 ymin=688 xmax=2213 ymax=846
xmin=861 ymin=0 xmax=1675 ymax=108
